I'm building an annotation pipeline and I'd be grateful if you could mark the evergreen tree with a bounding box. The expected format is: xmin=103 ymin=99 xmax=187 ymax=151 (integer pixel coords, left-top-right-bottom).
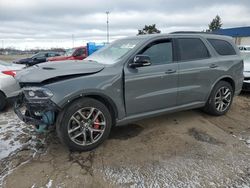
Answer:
xmin=138 ymin=24 xmax=161 ymax=35
xmin=208 ymin=15 xmax=223 ymax=31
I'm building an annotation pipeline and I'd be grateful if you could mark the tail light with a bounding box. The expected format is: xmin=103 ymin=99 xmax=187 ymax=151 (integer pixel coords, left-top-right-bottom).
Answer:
xmin=2 ymin=70 xmax=17 ymax=77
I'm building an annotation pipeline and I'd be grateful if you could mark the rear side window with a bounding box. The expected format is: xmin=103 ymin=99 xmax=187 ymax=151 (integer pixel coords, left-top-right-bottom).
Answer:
xmin=177 ymin=38 xmax=210 ymax=61
xmin=207 ymin=39 xmax=236 ymax=56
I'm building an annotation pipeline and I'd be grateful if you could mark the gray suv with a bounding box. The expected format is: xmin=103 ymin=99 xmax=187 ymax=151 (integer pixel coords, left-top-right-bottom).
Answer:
xmin=14 ymin=33 xmax=244 ymax=151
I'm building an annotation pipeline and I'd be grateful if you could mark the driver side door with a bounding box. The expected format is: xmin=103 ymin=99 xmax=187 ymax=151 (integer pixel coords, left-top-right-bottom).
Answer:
xmin=31 ymin=53 xmax=47 ymax=65
xmin=124 ymin=39 xmax=178 ymax=116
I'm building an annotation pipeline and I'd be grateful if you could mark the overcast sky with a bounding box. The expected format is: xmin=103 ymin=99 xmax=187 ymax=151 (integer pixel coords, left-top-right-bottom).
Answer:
xmin=0 ymin=0 xmax=250 ymax=50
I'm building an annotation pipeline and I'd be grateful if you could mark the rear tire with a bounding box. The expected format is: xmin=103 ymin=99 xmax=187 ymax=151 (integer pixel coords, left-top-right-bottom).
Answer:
xmin=203 ymin=81 xmax=233 ymax=116
xmin=0 ymin=92 xmax=7 ymax=111
xmin=56 ymin=97 xmax=112 ymax=151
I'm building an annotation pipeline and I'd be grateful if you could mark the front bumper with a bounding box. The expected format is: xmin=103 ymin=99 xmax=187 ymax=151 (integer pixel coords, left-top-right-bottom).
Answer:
xmin=14 ymin=94 xmax=59 ymax=125
xmin=242 ymin=80 xmax=250 ymax=91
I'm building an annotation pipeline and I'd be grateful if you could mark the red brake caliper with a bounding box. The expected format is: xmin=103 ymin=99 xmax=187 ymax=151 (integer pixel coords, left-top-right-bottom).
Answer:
xmin=93 ymin=114 xmax=100 ymax=130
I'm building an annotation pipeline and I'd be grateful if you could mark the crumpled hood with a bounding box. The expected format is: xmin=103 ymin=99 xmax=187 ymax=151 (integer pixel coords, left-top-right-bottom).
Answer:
xmin=15 ymin=60 xmax=105 ymax=83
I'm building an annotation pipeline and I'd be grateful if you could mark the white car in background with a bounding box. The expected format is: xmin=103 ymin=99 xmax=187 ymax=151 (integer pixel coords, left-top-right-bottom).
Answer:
xmin=241 ymin=52 xmax=250 ymax=91
xmin=0 ymin=60 xmax=25 ymax=110
xmin=238 ymin=45 xmax=250 ymax=52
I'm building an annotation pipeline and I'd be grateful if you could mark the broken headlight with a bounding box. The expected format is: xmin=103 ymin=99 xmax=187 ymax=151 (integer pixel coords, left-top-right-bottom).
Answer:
xmin=23 ymin=87 xmax=53 ymax=100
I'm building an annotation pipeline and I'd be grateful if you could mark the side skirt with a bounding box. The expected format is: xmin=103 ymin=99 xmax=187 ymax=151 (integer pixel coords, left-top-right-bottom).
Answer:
xmin=116 ymin=101 xmax=205 ymax=126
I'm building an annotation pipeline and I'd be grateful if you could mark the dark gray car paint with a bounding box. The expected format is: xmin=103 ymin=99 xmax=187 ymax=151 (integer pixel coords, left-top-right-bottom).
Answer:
xmin=15 ymin=60 xmax=105 ymax=83
xmin=16 ymin=33 xmax=244 ymax=126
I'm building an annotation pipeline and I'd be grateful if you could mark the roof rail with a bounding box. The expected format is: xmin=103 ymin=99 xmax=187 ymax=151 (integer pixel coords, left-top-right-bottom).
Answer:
xmin=170 ymin=31 xmax=214 ymax=34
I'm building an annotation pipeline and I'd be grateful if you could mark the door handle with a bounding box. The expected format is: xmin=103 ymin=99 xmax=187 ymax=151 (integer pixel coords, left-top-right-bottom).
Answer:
xmin=210 ymin=64 xmax=219 ymax=68
xmin=165 ymin=69 xmax=176 ymax=74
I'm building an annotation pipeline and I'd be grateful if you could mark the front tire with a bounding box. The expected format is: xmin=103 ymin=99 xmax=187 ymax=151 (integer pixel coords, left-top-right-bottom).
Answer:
xmin=203 ymin=81 xmax=233 ymax=116
xmin=0 ymin=92 xmax=7 ymax=111
xmin=56 ymin=98 xmax=112 ymax=151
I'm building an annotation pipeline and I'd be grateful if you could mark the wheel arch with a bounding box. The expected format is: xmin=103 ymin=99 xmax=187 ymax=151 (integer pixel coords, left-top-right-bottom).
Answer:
xmin=220 ymin=77 xmax=235 ymax=93
xmin=0 ymin=90 xmax=7 ymax=111
xmin=206 ymin=76 xmax=235 ymax=102
xmin=60 ymin=92 xmax=118 ymax=125
xmin=0 ymin=90 xmax=7 ymax=98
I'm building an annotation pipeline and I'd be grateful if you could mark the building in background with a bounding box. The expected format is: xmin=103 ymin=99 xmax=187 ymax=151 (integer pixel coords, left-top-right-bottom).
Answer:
xmin=214 ymin=26 xmax=250 ymax=45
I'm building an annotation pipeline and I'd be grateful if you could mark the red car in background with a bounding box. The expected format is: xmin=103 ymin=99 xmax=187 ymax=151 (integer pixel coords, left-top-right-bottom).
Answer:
xmin=47 ymin=46 xmax=87 ymax=62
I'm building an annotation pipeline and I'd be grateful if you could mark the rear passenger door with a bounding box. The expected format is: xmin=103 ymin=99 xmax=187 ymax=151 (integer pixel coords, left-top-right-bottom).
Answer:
xmin=176 ymin=37 xmax=218 ymax=106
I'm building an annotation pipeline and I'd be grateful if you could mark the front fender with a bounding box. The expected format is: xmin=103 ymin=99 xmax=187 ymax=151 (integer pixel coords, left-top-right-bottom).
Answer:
xmin=45 ymin=70 xmax=125 ymax=120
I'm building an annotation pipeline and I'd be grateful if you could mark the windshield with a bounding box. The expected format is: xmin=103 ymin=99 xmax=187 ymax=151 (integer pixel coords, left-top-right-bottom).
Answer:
xmin=0 ymin=60 xmax=10 ymax=66
xmin=86 ymin=38 xmax=143 ymax=64
xmin=65 ymin=48 xmax=75 ymax=56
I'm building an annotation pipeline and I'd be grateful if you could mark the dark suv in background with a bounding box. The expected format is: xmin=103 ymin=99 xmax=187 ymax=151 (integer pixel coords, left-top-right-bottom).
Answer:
xmin=14 ymin=51 xmax=62 ymax=66
xmin=15 ymin=33 xmax=244 ymax=151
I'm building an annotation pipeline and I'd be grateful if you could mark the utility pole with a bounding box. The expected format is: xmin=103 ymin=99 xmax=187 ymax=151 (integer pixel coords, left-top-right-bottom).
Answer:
xmin=72 ymin=34 xmax=74 ymax=48
xmin=106 ymin=11 xmax=110 ymax=44
xmin=1 ymin=40 xmax=4 ymax=49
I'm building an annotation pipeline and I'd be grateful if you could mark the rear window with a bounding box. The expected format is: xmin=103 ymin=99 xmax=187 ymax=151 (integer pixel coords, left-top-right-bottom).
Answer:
xmin=208 ymin=39 xmax=236 ymax=56
xmin=178 ymin=38 xmax=210 ymax=61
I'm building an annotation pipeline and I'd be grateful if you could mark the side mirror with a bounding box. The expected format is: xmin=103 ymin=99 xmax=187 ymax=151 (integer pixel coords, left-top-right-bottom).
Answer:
xmin=129 ymin=55 xmax=151 ymax=68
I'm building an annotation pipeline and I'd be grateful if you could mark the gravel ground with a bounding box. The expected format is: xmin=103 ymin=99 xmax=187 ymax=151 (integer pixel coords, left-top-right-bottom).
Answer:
xmin=0 ymin=95 xmax=250 ymax=188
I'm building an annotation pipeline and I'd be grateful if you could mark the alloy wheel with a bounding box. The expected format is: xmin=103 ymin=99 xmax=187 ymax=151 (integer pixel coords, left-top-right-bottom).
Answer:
xmin=67 ymin=107 xmax=106 ymax=146
xmin=214 ymin=86 xmax=232 ymax=112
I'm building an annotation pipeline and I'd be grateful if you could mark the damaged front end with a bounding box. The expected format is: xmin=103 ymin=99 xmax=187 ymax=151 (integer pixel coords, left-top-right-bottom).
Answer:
xmin=14 ymin=87 xmax=59 ymax=133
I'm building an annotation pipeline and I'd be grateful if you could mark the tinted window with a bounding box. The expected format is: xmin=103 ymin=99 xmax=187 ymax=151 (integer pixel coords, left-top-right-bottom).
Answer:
xmin=48 ymin=52 xmax=58 ymax=57
xmin=178 ymin=38 xmax=210 ymax=61
xmin=32 ymin=53 xmax=46 ymax=58
xmin=208 ymin=39 xmax=236 ymax=56
xmin=75 ymin=48 xmax=85 ymax=56
xmin=141 ymin=41 xmax=173 ymax=65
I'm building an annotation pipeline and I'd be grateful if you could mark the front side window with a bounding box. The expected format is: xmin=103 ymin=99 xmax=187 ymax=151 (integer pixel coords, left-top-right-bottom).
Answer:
xmin=140 ymin=40 xmax=173 ymax=65
xmin=178 ymin=38 xmax=210 ymax=61
xmin=208 ymin=39 xmax=236 ymax=56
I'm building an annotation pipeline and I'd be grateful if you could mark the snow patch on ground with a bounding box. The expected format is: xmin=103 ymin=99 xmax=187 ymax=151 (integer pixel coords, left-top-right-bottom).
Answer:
xmin=100 ymin=158 xmax=250 ymax=188
xmin=0 ymin=120 xmax=26 ymax=160
xmin=0 ymin=110 xmax=48 ymax=187
xmin=46 ymin=179 xmax=53 ymax=188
